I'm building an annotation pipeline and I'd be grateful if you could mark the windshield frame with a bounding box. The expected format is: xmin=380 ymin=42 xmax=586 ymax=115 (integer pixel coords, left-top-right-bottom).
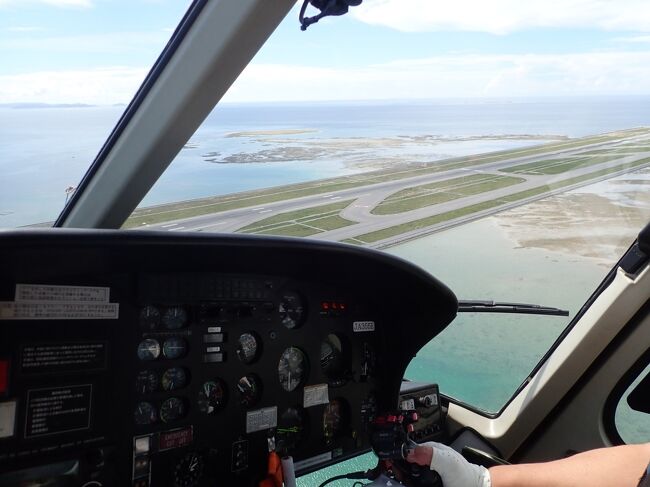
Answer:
xmin=54 ymin=0 xmax=207 ymax=228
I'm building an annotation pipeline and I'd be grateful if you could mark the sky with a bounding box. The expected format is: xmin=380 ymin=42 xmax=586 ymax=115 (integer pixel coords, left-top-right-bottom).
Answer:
xmin=3 ymin=0 xmax=650 ymax=104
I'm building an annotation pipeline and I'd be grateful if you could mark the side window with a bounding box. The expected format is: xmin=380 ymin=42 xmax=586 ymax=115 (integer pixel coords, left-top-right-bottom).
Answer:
xmin=613 ymin=363 xmax=650 ymax=444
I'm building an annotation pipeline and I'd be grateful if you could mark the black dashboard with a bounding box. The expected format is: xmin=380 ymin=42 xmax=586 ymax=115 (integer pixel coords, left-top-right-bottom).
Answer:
xmin=0 ymin=230 xmax=457 ymax=486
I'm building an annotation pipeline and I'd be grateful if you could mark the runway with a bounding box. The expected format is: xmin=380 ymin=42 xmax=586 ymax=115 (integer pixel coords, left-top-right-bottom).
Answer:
xmin=140 ymin=130 xmax=650 ymax=247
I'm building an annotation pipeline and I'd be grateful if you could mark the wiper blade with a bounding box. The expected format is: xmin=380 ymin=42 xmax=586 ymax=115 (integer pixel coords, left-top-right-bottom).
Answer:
xmin=457 ymin=300 xmax=569 ymax=316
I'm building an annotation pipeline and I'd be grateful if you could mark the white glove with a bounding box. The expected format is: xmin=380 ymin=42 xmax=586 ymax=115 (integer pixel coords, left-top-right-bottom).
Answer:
xmin=409 ymin=442 xmax=492 ymax=487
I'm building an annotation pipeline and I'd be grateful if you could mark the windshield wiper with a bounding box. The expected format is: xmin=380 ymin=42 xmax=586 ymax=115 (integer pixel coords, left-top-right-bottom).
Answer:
xmin=457 ymin=300 xmax=569 ymax=316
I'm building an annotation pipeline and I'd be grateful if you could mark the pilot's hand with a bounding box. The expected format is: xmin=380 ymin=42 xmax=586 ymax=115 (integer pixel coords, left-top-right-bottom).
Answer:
xmin=405 ymin=442 xmax=491 ymax=487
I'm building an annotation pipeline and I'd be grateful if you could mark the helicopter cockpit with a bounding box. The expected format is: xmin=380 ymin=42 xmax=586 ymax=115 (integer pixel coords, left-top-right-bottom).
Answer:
xmin=1 ymin=1 xmax=649 ymax=486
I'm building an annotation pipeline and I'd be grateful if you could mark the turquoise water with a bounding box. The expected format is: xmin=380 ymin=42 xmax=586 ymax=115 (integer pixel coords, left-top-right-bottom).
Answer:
xmin=4 ymin=96 xmax=650 ymax=227
xmin=387 ymin=217 xmax=607 ymax=412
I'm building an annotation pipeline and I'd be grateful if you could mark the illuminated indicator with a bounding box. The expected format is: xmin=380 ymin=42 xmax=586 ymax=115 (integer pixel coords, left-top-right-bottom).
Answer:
xmin=320 ymin=301 xmax=347 ymax=313
xmin=0 ymin=360 xmax=8 ymax=395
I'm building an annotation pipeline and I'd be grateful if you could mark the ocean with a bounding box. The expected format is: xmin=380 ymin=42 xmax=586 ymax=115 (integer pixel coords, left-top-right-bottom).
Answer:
xmin=3 ymin=96 xmax=650 ymax=227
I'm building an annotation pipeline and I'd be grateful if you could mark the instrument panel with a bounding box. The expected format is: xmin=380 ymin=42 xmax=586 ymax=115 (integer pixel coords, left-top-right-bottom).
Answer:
xmin=0 ymin=230 xmax=457 ymax=486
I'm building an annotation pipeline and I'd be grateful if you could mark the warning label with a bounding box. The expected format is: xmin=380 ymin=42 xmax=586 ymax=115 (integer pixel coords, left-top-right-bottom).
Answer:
xmin=22 ymin=343 xmax=107 ymax=374
xmin=15 ymin=284 xmax=110 ymax=304
xmin=245 ymin=407 xmax=277 ymax=434
xmin=0 ymin=283 xmax=119 ymax=320
xmin=0 ymin=302 xmax=119 ymax=320
xmin=25 ymin=384 xmax=92 ymax=438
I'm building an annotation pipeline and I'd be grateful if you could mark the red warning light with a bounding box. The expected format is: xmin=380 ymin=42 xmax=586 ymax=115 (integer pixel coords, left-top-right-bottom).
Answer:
xmin=321 ymin=302 xmax=329 ymax=310
xmin=0 ymin=359 xmax=9 ymax=395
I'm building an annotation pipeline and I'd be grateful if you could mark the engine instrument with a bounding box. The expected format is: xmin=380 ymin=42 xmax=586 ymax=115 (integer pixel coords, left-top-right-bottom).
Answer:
xmin=0 ymin=231 xmax=457 ymax=487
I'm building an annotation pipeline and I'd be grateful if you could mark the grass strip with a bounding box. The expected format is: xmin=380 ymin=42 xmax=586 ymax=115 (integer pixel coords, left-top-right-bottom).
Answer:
xmin=124 ymin=128 xmax=650 ymax=228
xmin=351 ymin=157 xmax=650 ymax=244
xmin=372 ymin=174 xmax=525 ymax=215
xmin=581 ymin=148 xmax=650 ymax=155
xmin=501 ymin=154 xmax=628 ymax=175
xmin=239 ymin=199 xmax=354 ymax=233
xmin=255 ymin=224 xmax=320 ymax=237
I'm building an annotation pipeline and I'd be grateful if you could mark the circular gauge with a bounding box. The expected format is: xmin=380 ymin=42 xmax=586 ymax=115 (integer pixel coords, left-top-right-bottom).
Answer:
xmin=162 ymin=306 xmax=188 ymax=330
xmin=137 ymin=338 xmax=161 ymax=361
xmin=134 ymin=401 xmax=157 ymax=426
xmin=163 ymin=337 xmax=188 ymax=360
xmin=276 ymin=407 xmax=306 ymax=455
xmin=322 ymin=398 xmax=349 ymax=444
xmin=320 ymin=334 xmax=350 ymax=385
xmin=237 ymin=374 xmax=262 ymax=408
xmin=236 ymin=332 xmax=260 ymax=364
xmin=161 ymin=367 xmax=188 ymax=391
xmin=173 ymin=451 xmax=204 ymax=487
xmin=135 ymin=370 xmax=159 ymax=394
xmin=278 ymin=292 xmax=305 ymax=329
xmin=139 ymin=305 xmax=161 ymax=330
xmin=278 ymin=347 xmax=308 ymax=392
xmin=160 ymin=397 xmax=186 ymax=423
xmin=197 ymin=379 xmax=228 ymax=415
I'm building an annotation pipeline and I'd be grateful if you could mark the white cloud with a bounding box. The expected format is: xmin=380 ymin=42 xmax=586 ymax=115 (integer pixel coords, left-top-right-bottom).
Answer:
xmin=613 ymin=35 xmax=650 ymax=43
xmin=0 ymin=67 xmax=147 ymax=105
xmin=0 ymin=0 xmax=92 ymax=7
xmin=352 ymin=0 xmax=650 ymax=34
xmin=4 ymin=51 xmax=650 ymax=105
xmin=224 ymin=51 xmax=650 ymax=102
xmin=0 ymin=31 xmax=168 ymax=53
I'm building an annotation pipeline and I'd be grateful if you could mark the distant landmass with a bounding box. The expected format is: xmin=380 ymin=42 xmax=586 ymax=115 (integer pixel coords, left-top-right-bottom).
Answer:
xmin=0 ymin=102 xmax=96 ymax=109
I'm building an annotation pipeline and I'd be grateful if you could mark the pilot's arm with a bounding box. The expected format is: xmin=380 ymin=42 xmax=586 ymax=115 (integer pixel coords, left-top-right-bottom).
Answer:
xmin=406 ymin=442 xmax=650 ymax=487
